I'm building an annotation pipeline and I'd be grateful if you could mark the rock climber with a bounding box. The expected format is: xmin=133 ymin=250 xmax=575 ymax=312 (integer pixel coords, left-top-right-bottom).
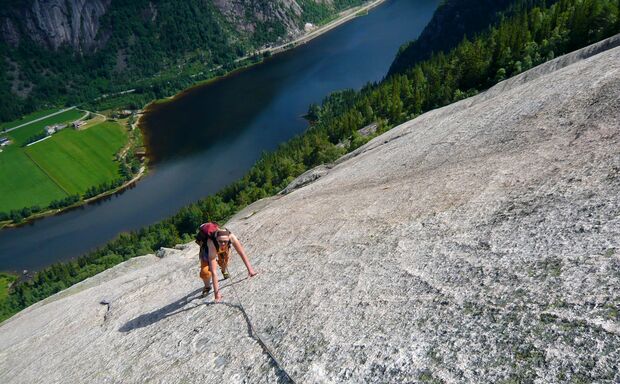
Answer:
xmin=196 ymin=223 xmax=257 ymax=302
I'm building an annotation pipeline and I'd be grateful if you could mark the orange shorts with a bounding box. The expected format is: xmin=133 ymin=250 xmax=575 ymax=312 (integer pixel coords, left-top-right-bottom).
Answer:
xmin=199 ymin=248 xmax=229 ymax=283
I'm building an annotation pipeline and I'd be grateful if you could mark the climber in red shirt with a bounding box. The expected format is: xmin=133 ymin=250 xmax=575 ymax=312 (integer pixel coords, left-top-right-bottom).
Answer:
xmin=196 ymin=224 xmax=257 ymax=302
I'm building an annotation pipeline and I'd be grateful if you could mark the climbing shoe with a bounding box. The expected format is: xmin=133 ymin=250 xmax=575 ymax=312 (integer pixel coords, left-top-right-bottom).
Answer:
xmin=222 ymin=270 xmax=230 ymax=280
xmin=202 ymin=285 xmax=212 ymax=297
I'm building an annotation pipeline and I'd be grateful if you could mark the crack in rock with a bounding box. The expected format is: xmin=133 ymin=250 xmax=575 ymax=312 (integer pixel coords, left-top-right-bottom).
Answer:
xmin=99 ymin=299 xmax=111 ymax=326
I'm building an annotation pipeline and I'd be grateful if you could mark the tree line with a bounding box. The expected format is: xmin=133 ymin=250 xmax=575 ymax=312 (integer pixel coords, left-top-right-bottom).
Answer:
xmin=1 ymin=0 xmax=618 ymax=321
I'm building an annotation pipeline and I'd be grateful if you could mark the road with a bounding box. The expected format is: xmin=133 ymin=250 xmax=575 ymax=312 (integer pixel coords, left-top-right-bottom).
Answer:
xmin=263 ymin=0 xmax=387 ymax=54
xmin=2 ymin=106 xmax=77 ymax=133
xmin=235 ymin=0 xmax=388 ymax=62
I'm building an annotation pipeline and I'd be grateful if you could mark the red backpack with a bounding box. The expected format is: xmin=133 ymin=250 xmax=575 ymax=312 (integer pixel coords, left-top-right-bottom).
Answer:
xmin=195 ymin=222 xmax=219 ymax=245
xmin=196 ymin=222 xmax=232 ymax=249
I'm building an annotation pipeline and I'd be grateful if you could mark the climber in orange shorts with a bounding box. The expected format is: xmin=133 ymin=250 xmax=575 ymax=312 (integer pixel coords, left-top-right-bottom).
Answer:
xmin=196 ymin=224 xmax=257 ymax=302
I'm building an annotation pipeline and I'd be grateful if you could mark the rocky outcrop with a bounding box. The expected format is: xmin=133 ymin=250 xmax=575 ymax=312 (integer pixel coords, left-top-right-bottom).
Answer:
xmin=1 ymin=0 xmax=111 ymax=51
xmin=0 ymin=0 xmax=359 ymax=52
xmin=280 ymin=164 xmax=332 ymax=194
xmin=0 ymin=18 xmax=20 ymax=47
xmin=213 ymin=0 xmax=303 ymax=36
xmin=1 ymin=36 xmax=619 ymax=383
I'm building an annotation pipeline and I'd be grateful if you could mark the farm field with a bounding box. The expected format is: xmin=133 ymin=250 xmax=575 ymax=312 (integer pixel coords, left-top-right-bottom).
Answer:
xmin=0 ymin=146 xmax=67 ymax=211
xmin=5 ymin=108 xmax=85 ymax=146
xmin=0 ymin=108 xmax=58 ymax=131
xmin=0 ymin=118 xmax=128 ymax=213
xmin=25 ymin=121 xmax=127 ymax=195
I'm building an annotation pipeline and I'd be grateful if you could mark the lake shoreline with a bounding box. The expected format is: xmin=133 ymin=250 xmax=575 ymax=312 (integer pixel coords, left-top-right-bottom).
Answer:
xmin=1 ymin=0 xmax=437 ymax=273
xmin=0 ymin=164 xmax=147 ymax=231
xmin=0 ymin=1 xmax=388 ymax=230
xmin=0 ymin=112 xmax=147 ymax=230
xmin=138 ymin=0 xmax=388 ymax=108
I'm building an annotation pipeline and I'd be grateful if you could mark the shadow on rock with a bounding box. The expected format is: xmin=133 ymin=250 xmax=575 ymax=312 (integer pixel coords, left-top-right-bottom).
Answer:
xmin=118 ymin=276 xmax=250 ymax=333
xmin=117 ymin=275 xmax=293 ymax=382
xmin=118 ymin=288 xmax=203 ymax=332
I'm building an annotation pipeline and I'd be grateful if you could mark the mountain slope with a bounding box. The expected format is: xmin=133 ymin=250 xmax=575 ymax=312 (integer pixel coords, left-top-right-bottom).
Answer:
xmin=0 ymin=0 xmax=364 ymax=52
xmin=1 ymin=35 xmax=619 ymax=383
xmin=387 ymin=0 xmax=558 ymax=76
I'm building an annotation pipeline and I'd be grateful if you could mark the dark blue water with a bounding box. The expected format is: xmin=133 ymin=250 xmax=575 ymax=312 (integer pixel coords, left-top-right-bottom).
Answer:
xmin=0 ymin=0 xmax=439 ymax=271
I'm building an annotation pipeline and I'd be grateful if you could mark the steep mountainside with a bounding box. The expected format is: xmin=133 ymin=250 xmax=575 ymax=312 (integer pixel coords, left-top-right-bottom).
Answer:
xmin=1 ymin=35 xmax=618 ymax=383
xmin=388 ymin=0 xmax=553 ymax=75
xmin=0 ymin=0 xmax=362 ymax=51
xmin=0 ymin=0 xmax=111 ymax=51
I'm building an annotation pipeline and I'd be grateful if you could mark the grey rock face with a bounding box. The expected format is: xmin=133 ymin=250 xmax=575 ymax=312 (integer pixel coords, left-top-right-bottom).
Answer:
xmin=212 ymin=0 xmax=344 ymax=40
xmin=0 ymin=18 xmax=20 ymax=47
xmin=213 ymin=0 xmax=304 ymax=36
xmin=280 ymin=164 xmax=332 ymax=194
xmin=2 ymin=0 xmax=111 ymax=51
xmin=0 ymin=0 xmax=342 ymax=51
xmin=1 ymin=37 xmax=619 ymax=383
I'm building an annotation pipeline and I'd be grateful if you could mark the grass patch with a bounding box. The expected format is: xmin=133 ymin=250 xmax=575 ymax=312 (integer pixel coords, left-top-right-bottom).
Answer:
xmin=0 ymin=108 xmax=58 ymax=131
xmin=0 ymin=145 xmax=68 ymax=212
xmin=25 ymin=121 xmax=127 ymax=195
xmin=4 ymin=109 xmax=85 ymax=146
xmin=0 ymin=273 xmax=18 ymax=301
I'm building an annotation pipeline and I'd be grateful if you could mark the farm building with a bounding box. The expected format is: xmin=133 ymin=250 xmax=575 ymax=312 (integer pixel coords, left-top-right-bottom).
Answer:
xmin=44 ymin=124 xmax=67 ymax=135
xmin=0 ymin=137 xmax=11 ymax=146
xmin=114 ymin=109 xmax=135 ymax=118
xmin=72 ymin=121 xmax=86 ymax=129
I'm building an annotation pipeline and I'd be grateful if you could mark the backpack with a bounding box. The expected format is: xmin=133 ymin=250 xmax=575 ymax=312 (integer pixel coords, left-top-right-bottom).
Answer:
xmin=196 ymin=222 xmax=232 ymax=248
xmin=196 ymin=222 xmax=219 ymax=245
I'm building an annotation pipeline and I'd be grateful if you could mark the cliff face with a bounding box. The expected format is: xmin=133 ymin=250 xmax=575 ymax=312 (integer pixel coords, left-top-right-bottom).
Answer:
xmin=212 ymin=0 xmax=303 ymax=36
xmin=0 ymin=0 xmax=356 ymax=52
xmin=0 ymin=36 xmax=619 ymax=383
xmin=0 ymin=0 xmax=111 ymax=51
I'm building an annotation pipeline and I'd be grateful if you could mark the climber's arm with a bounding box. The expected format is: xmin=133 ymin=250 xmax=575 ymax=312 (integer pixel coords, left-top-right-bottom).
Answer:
xmin=230 ymin=233 xmax=257 ymax=277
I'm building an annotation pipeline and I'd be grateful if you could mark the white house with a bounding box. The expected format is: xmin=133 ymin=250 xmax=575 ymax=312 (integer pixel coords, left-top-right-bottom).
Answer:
xmin=72 ymin=121 xmax=86 ymax=129
xmin=44 ymin=124 xmax=67 ymax=136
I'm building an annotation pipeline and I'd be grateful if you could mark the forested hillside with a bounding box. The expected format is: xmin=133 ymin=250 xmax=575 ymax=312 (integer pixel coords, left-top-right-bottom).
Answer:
xmin=318 ymin=0 xmax=619 ymax=142
xmin=1 ymin=0 xmax=618 ymax=322
xmin=0 ymin=0 xmax=366 ymax=122
xmin=388 ymin=0 xmax=534 ymax=75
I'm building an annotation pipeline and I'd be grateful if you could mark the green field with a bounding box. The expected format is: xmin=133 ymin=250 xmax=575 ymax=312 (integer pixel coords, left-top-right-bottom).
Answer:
xmin=25 ymin=121 xmax=127 ymax=195
xmin=4 ymin=109 xmax=85 ymax=146
xmin=0 ymin=145 xmax=67 ymax=211
xmin=0 ymin=120 xmax=128 ymax=213
xmin=0 ymin=108 xmax=58 ymax=131
xmin=0 ymin=273 xmax=17 ymax=301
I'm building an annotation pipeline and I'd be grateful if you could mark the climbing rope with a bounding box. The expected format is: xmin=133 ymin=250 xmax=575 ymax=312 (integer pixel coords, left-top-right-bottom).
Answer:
xmin=226 ymin=273 xmax=298 ymax=384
